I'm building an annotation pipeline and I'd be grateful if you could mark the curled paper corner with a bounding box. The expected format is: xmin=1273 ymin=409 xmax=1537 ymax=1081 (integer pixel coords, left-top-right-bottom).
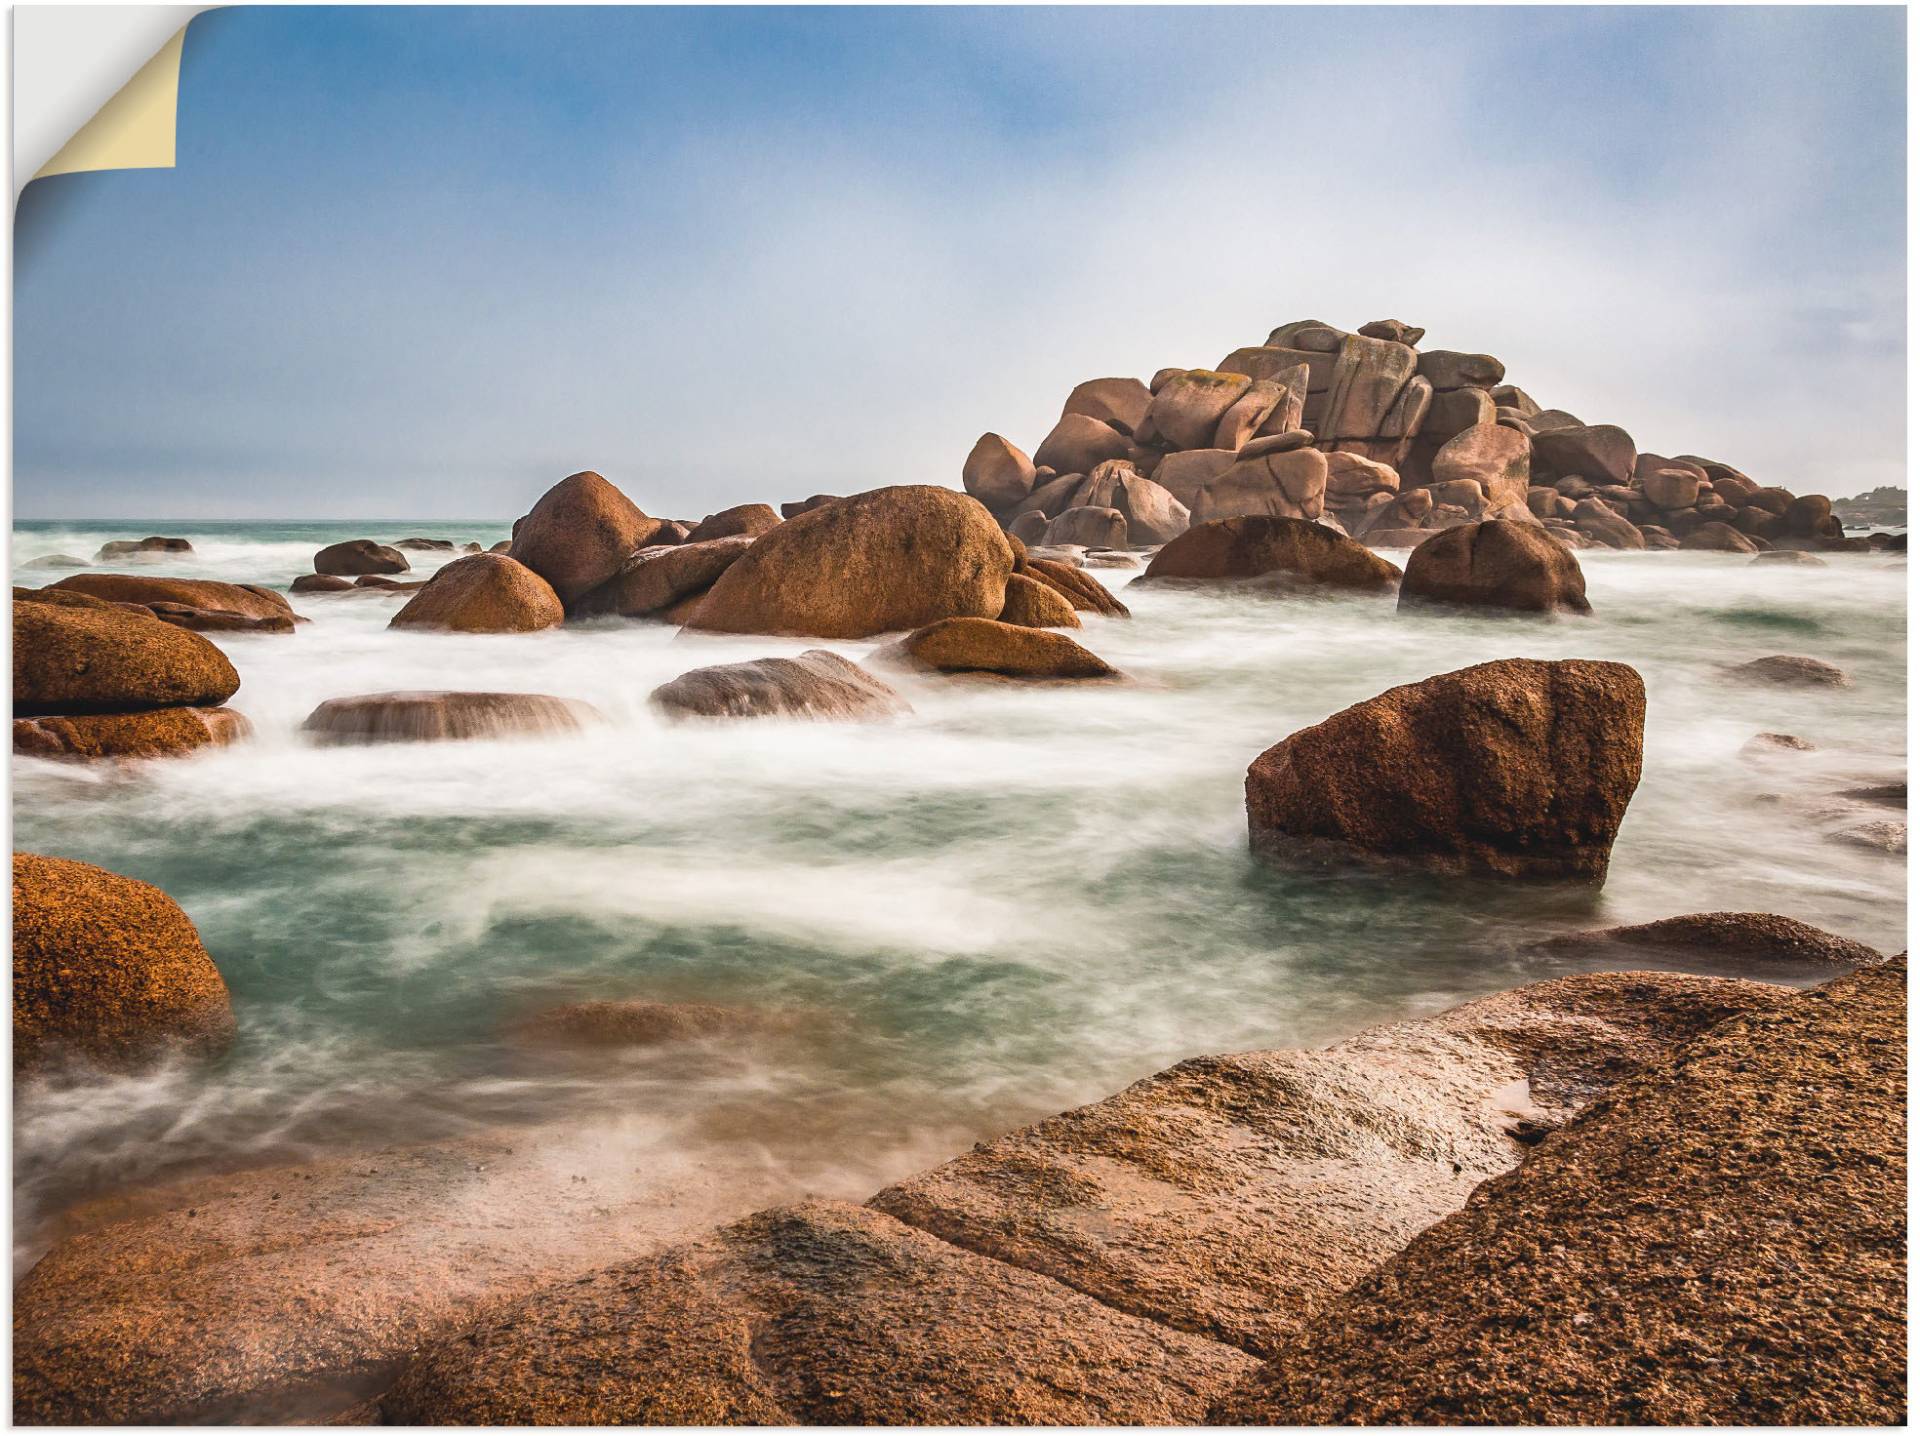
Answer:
xmin=33 ymin=24 xmax=190 ymax=182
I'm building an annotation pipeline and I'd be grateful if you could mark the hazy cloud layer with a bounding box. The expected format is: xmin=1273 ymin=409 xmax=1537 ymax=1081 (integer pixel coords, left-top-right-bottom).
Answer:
xmin=14 ymin=6 xmax=1906 ymax=519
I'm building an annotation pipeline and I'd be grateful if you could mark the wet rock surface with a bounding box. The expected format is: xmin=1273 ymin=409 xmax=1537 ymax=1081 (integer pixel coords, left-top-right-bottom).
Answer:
xmin=649 ymin=651 xmax=909 ymax=721
xmin=1532 ymin=911 xmax=1883 ymax=971
xmin=302 ymin=691 xmax=601 ymax=744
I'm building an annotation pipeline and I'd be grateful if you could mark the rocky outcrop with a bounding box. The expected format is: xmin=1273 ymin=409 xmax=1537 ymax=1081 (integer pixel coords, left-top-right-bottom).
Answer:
xmin=387 ymin=554 xmax=565 ymax=633
xmin=573 ymin=536 xmax=754 ymax=620
xmin=14 ymin=707 xmax=251 ymax=762
xmin=879 ymin=618 xmax=1117 ymax=680
xmin=13 ymin=853 xmax=234 ymax=1076
xmin=1191 ymin=447 xmax=1328 ymax=523
xmin=1142 ymin=516 xmax=1400 ymax=593
xmin=996 ymin=572 xmax=1081 ymax=628
xmin=301 ymin=691 xmax=601 ymax=744
xmin=649 ymin=651 xmax=909 ymax=721
xmin=1032 ymin=413 xmax=1131 ymax=476
xmin=1246 ymin=659 xmax=1645 ymax=881
xmin=49 ymin=576 xmax=295 ymax=632
xmin=688 ymin=486 xmax=1013 ymax=639
xmin=1531 ymin=912 xmax=1883 ymax=971
xmin=686 ymin=504 xmax=780 ymax=545
xmin=1215 ymin=961 xmax=1906 ymax=1426
xmin=508 ymin=471 xmax=662 ymax=606
xmin=14 ymin=594 xmax=240 ymax=716
xmin=313 ymin=540 xmax=409 ymax=577
xmin=1398 ymin=520 xmax=1590 ymax=615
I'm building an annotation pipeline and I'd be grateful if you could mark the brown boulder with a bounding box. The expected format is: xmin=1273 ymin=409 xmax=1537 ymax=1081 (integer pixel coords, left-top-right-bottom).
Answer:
xmin=1419 ymin=386 xmax=1495 ymax=442
xmin=997 ymin=572 xmax=1081 ymax=629
xmin=1192 ymin=448 xmax=1329 ymax=523
xmin=14 ymin=597 xmax=240 ymax=716
xmin=1572 ymin=497 xmax=1646 ymax=549
xmin=1151 ymin=448 xmax=1239 ymax=509
xmin=1431 ymin=424 xmax=1531 ymax=507
xmin=688 ymin=486 xmax=1012 ymax=639
xmin=302 ymin=691 xmax=601 ymax=744
xmin=1071 ymin=463 xmax=1190 ymax=544
xmin=13 ymin=854 xmax=234 ymax=1076
xmin=1006 ymin=509 xmax=1049 ymax=546
xmin=780 ymin=494 xmax=842 ymax=519
xmin=1357 ymin=318 xmax=1425 ymax=345
xmin=505 ymin=1000 xmax=788 ymax=1049
xmin=1399 ymin=520 xmax=1591 ymax=615
xmin=1144 ymin=370 xmax=1253 ymax=449
xmin=49 ymin=575 xmax=292 ymax=626
xmin=388 ymin=554 xmax=564 ymax=633
xmin=1143 ymin=516 xmax=1400 ymax=593
xmin=508 ymin=471 xmax=661 ymax=605
xmin=1729 ymin=654 xmax=1852 ymax=688
xmin=960 ymin=433 xmax=1037 ymax=510
xmin=649 ymin=651 xmax=908 ymax=721
xmin=881 ymin=618 xmax=1117 ymax=680
xmin=1060 ymin=377 xmax=1153 ymax=435
xmin=313 ymin=540 xmax=409 ymax=577
xmin=288 ymin=575 xmax=361 ymax=596
xmin=1044 ymin=505 xmax=1129 ymax=549
xmin=573 ymin=536 xmax=753 ymax=619
xmin=1322 ymin=452 xmax=1400 ymax=501
xmin=1532 ymin=911 xmax=1882 ymax=971
xmin=1246 ymin=658 xmax=1645 ymax=881
xmin=685 ymin=503 xmax=779 ymax=545
xmin=1032 ymin=414 xmax=1130 ymax=476
xmin=1640 ymin=469 xmax=1702 ymax=509
xmin=14 ymin=707 xmax=251 ymax=762
xmin=1753 ymin=549 xmax=1826 ymax=566
xmin=1533 ymin=423 xmax=1636 ymax=486
xmin=1415 ymin=351 xmax=1505 ymax=391
xmin=1317 ymin=335 xmax=1418 ymax=445
xmin=1678 ymin=520 xmax=1759 ymax=553
xmin=95 ymin=537 xmax=193 ymax=562
xmin=1211 ymin=379 xmax=1284 ymax=450
xmin=1786 ymin=492 xmax=1834 ymax=536
xmin=1025 ymin=559 xmax=1130 ymax=618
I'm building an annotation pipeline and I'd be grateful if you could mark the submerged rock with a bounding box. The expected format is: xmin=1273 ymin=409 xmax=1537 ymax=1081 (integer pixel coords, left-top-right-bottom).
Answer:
xmin=1398 ymin=520 xmax=1590 ymax=615
xmin=94 ymin=536 xmax=192 ymax=562
xmin=13 ymin=596 xmax=241 ymax=716
xmin=14 ymin=707 xmax=251 ymax=762
xmin=301 ymin=691 xmax=601 ymax=744
xmin=313 ymin=540 xmax=409 ymax=577
xmin=290 ymin=574 xmax=354 ymax=593
xmin=573 ymin=536 xmax=754 ymax=619
xmin=1532 ymin=911 xmax=1882 ymax=970
xmin=508 ymin=471 xmax=663 ymax=606
xmin=12 ymin=853 xmax=235 ymax=1076
xmin=649 ymin=651 xmax=908 ymax=722
xmin=1729 ymin=654 xmax=1853 ymax=688
xmin=1214 ymin=961 xmax=1906 ymax=1425
xmin=879 ymin=618 xmax=1118 ymax=680
xmin=1246 ymin=658 xmax=1645 ymax=881
xmin=1143 ymin=516 xmax=1400 ymax=593
xmin=1025 ymin=558 xmax=1130 ymax=617
xmin=388 ymin=554 xmax=564 ymax=633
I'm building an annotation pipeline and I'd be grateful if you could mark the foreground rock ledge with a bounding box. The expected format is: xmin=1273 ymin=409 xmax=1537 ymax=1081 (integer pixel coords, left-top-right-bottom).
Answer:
xmin=1215 ymin=959 xmax=1907 ymax=1425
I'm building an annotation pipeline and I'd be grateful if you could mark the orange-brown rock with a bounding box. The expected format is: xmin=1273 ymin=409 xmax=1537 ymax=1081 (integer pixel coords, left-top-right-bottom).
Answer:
xmin=649 ymin=651 xmax=908 ymax=721
xmin=996 ymin=572 xmax=1081 ymax=628
xmin=14 ymin=707 xmax=251 ymax=761
xmin=880 ymin=617 xmax=1116 ymax=680
xmin=1246 ymin=658 xmax=1645 ymax=880
xmin=508 ymin=471 xmax=662 ymax=605
xmin=1143 ymin=516 xmax=1400 ymax=593
xmin=13 ymin=853 xmax=234 ymax=1076
xmin=1025 ymin=558 xmax=1130 ymax=617
xmin=14 ymin=597 xmax=240 ymax=716
xmin=313 ymin=540 xmax=409 ymax=577
xmin=1399 ymin=519 xmax=1591 ymax=615
xmin=48 ymin=575 xmax=293 ymax=626
xmin=961 ymin=433 xmax=1037 ymax=510
xmin=685 ymin=503 xmax=780 ymax=545
xmin=572 ymin=536 xmax=753 ymax=619
xmin=388 ymin=554 xmax=564 ymax=633
xmin=302 ymin=691 xmax=600 ymax=743
xmin=1531 ymin=911 xmax=1883 ymax=970
xmin=688 ymin=485 xmax=1012 ymax=639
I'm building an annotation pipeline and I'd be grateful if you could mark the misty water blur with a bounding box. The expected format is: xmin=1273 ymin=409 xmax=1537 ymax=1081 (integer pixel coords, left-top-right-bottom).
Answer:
xmin=11 ymin=521 xmax=1907 ymax=1271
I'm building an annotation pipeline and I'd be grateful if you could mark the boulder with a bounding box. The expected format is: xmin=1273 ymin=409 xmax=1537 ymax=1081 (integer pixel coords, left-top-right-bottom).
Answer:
xmin=1729 ymin=654 xmax=1852 ymax=688
xmin=388 ymin=554 xmax=565 ymax=633
xmin=1741 ymin=731 xmax=1815 ymax=758
xmin=1044 ymin=506 xmax=1129 ymax=549
xmin=1215 ymin=962 xmax=1905 ymax=1426
xmin=880 ymin=618 xmax=1117 ymax=680
xmin=1245 ymin=658 xmax=1646 ymax=881
xmin=392 ymin=538 xmax=456 ymax=552
xmin=49 ymin=576 xmax=293 ymax=627
xmin=1419 ymin=386 xmax=1495 ymax=442
xmin=1071 ymin=464 xmax=1190 ymax=544
xmin=780 ymin=494 xmax=843 ymax=520
xmin=1785 ymin=493 xmax=1834 ymax=537
xmin=1678 ymin=521 xmax=1758 ymax=553
xmin=1192 ymin=448 xmax=1328 ymax=523
xmin=1532 ymin=912 xmax=1881 ymax=971
xmin=1151 ymin=449 xmax=1239 ymax=509
xmin=1021 ymin=470 xmax=1086 ymax=518
xmin=685 ymin=504 xmax=780 ymax=545
xmin=1211 ymin=380 xmax=1284 ymax=450
xmin=288 ymin=574 xmax=355 ymax=594
xmin=573 ymin=536 xmax=754 ymax=619
xmin=21 ymin=554 xmax=87 ymax=569
xmin=353 ymin=575 xmax=424 ymax=590
xmin=1431 ymin=424 xmax=1531 ymax=507
xmin=14 ymin=596 xmax=240 ymax=716
xmin=1032 ymin=414 xmax=1131 ymax=476
xmin=1571 ymin=498 xmax=1646 ymax=549
xmin=508 ymin=471 xmax=662 ymax=606
xmin=15 ymin=707 xmax=251 ymax=762
xmin=1316 ymin=335 xmax=1418 ymax=446
xmin=312 ymin=540 xmax=409 ymax=577
xmin=688 ymin=486 xmax=1013 ymax=640
xmin=1399 ymin=521 xmax=1590 ymax=616
xmin=1322 ymin=452 xmax=1400 ymax=501
xmin=1241 ymin=429 xmax=1313 ymax=458
xmin=302 ymin=691 xmax=601 ymax=744
xmin=1415 ymin=351 xmax=1505 ymax=391
xmin=961 ymin=434 xmax=1037 ymax=511
xmin=1143 ymin=516 xmax=1400 ymax=593
xmin=1144 ymin=371 xmax=1252 ymax=450
xmin=13 ymin=853 xmax=234 ymax=1076
xmin=1025 ymin=559 xmax=1130 ymax=618
xmin=1639 ymin=469 xmax=1702 ymax=509
xmin=1006 ymin=510 xmax=1049 ymax=546
xmin=997 ymin=572 xmax=1081 ymax=629
xmin=95 ymin=537 xmax=192 ymax=562
xmin=1533 ymin=424 xmax=1636 ymax=486
xmin=1753 ymin=549 xmax=1826 ymax=566
xmin=1061 ymin=377 xmax=1153 ymax=435
xmin=1356 ymin=318 xmax=1425 ymax=345
xmin=1528 ymin=408 xmax=1585 ymax=433
xmin=649 ymin=651 xmax=908 ymax=722
xmin=1490 ymin=385 xmax=1540 ymax=416
xmin=1266 ymin=320 xmax=1347 ymax=352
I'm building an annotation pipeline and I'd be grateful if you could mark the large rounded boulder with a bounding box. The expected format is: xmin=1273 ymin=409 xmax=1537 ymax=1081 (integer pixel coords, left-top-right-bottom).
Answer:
xmin=49 ymin=575 xmax=294 ymax=627
xmin=13 ymin=853 xmax=235 ymax=1075
xmin=687 ymin=485 xmax=1013 ymax=639
xmin=14 ymin=595 xmax=241 ymax=715
xmin=1245 ymin=658 xmax=1646 ymax=881
xmin=880 ymin=617 xmax=1117 ymax=680
xmin=302 ymin=691 xmax=601 ymax=744
xmin=1399 ymin=520 xmax=1591 ymax=615
xmin=650 ymin=651 xmax=909 ymax=722
xmin=574 ymin=536 xmax=754 ymax=619
xmin=388 ymin=554 xmax=564 ymax=633
xmin=961 ymin=433 xmax=1037 ymax=511
xmin=686 ymin=504 xmax=780 ymax=545
xmin=508 ymin=471 xmax=662 ymax=606
xmin=313 ymin=540 xmax=409 ymax=576
xmin=1143 ymin=516 xmax=1400 ymax=593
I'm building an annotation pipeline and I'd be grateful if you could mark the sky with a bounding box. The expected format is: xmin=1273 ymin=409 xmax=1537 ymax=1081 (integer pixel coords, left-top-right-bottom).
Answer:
xmin=13 ymin=4 xmax=1909 ymax=520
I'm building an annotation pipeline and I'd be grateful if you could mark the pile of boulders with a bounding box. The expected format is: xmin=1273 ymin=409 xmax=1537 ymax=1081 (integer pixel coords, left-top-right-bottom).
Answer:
xmin=964 ymin=318 xmax=1890 ymax=556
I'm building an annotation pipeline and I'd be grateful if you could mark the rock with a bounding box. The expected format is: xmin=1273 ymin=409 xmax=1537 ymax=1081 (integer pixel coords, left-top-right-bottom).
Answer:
xmin=22 ymin=553 xmax=87 ymax=569
xmin=377 ymin=1201 xmax=1253 ymax=1426
xmin=1215 ymin=962 xmax=1905 ymax=1426
xmin=1061 ymin=377 xmax=1153 ymax=436
xmin=1151 ymin=448 xmax=1239 ymax=509
xmin=574 ymin=536 xmax=754 ymax=619
xmin=1025 ymin=559 xmax=1130 ymax=618
xmin=1572 ymin=497 xmax=1646 ymax=549
xmin=312 ymin=540 xmax=409 ymax=577
xmin=1489 ymin=385 xmax=1540 ymax=416
xmin=1639 ymin=469 xmax=1702 ymax=509
xmin=1240 ymin=429 xmax=1313 ymax=459
xmin=1729 ymin=655 xmax=1852 ymax=688
xmin=1192 ymin=448 xmax=1328 ymax=523
xmin=1071 ymin=464 xmax=1190 ymax=544
xmin=1532 ymin=912 xmax=1882 ymax=971
xmin=961 ymin=434 xmax=1037 ymax=510
xmin=649 ymin=651 xmax=908 ymax=722
xmin=48 ymin=576 xmax=294 ymax=628
xmin=1398 ymin=521 xmax=1590 ymax=616
xmin=1742 ymin=731 xmax=1815 ymax=757
xmin=1044 ymin=505 xmax=1129 ymax=549
xmin=1532 ymin=424 xmax=1636 ymax=486
xmin=94 ymin=537 xmax=192 ymax=562
xmin=1356 ymin=318 xmax=1424 ymax=345
xmin=1836 ymin=780 xmax=1904 ymax=808
xmin=1246 ymin=658 xmax=1645 ymax=881
xmin=392 ymin=538 xmax=456 ymax=552
xmin=687 ymin=486 xmax=1013 ymax=640
xmin=1021 ymin=470 xmax=1086 ymax=518
xmin=508 ymin=471 xmax=662 ymax=606
xmin=875 ymin=970 xmax=1788 ymax=1360
xmin=1638 ymin=525 xmax=1680 ymax=549
xmin=353 ymin=575 xmax=424 ymax=591
xmin=14 ymin=707 xmax=251 ymax=762
xmin=1144 ymin=371 xmax=1253 ymax=450
xmin=1144 ymin=516 xmax=1400 ymax=593
xmin=13 ymin=596 xmax=241 ymax=716
xmin=880 ymin=618 xmax=1117 ymax=680
xmin=1212 ymin=380 xmax=1284 ymax=450
xmin=685 ymin=504 xmax=780 ymax=545
xmin=1528 ymin=408 xmax=1585 ymax=433
xmin=388 ymin=554 xmax=565 ymax=633
xmin=1032 ymin=414 xmax=1131 ymax=476
xmin=505 ymin=1000 xmax=788 ymax=1049
xmin=1431 ymin=424 xmax=1531 ymax=507
xmin=1316 ymin=335 xmax=1418 ymax=447
xmin=1006 ymin=510 xmax=1049 ymax=546
xmin=997 ymin=572 xmax=1081 ymax=629
xmin=1266 ymin=320 xmax=1347 ymax=352
xmin=780 ymin=494 xmax=842 ymax=520
xmin=1414 ymin=351 xmax=1504 ymax=391
xmin=1831 ymin=820 xmax=1906 ymax=855
xmin=13 ymin=854 xmax=234 ymax=1076
xmin=1786 ymin=493 xmax=1834 ymax=537
xmin=289 ymin=574 xmax=354 ymax=594
xmin=301 ymin=692 xmax=601 ymax=744
xmin=1322 ymin=452 xmax=1399 ymax=501
xmin=1419 ymin=386 xmax=1495 ymax=442
xmin=1679 ymin=521 xmax=1758 ymax=553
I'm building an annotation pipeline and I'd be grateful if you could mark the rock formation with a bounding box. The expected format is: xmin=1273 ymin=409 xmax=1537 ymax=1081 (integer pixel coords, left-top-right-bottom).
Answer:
xmin=301 ymin=692 xmax=601 ymax=744
xmin=388 ymin=554 xmax=565 ymax=633
xmin=877 ymin=618 xmax=1118 ymax=680
xmin=649 ymin=651 xmax=909 ymax=721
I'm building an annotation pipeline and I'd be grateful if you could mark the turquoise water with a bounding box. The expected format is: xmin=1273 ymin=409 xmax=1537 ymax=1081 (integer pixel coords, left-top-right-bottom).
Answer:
xmin=11 ymin=521 xmax=1908 ymax=1266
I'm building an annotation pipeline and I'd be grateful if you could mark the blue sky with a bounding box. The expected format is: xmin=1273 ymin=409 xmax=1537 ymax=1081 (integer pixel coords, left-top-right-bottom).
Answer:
xmin=14 ymin=5 xmax=1908 ymax=519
